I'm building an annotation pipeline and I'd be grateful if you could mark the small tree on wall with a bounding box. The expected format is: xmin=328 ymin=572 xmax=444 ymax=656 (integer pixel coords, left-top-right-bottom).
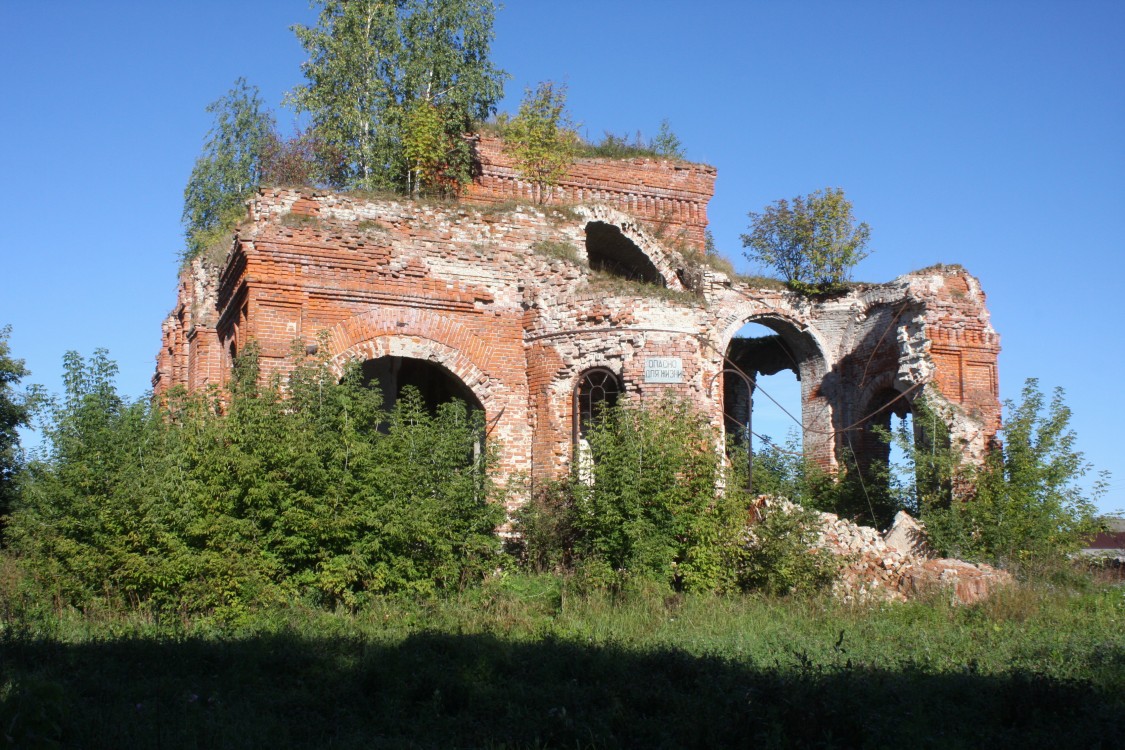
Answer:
xmin=182 ymin=78 xmax=274 ymax=261
xmin=741 ymin=187 xmax=871 ymax=293
xmin=502 ymin=81 xmax=579 ymax=203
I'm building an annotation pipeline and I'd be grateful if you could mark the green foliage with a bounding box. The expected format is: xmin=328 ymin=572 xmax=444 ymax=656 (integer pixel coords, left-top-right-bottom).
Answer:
xmin=286 ymin=0 xmax=505 ymax=192
xmin=402 ymin=100 xmax=460 ymax=195
xmin=741 ymin=187 xmax=871 ymax=292
xmin=571 ymin=398 xmax=747 ymax=592
xmin=734 ymin=501 xmax=840 ymax=595
xmin=919 ymin=380 xmax=1104 ymax=573
xmin=182 ymin=78 xmax=274 ymax=261
xmin=6 ymin=347 xmax=501 ymax=616
xmin=512 ymin=403 xmax=840 ymax=596
xmin=576 ymin=118 xmax=685 ymax=160
xmin=651 ymin=118 xmax=685 ymax=159
xmin=745 ymin=433 xmax=890 ymax=528
xmin=501 ymin=81 xmax=579 ymax=203
xmin=579 ymin=130 xmax=658 ymax=159
xmin=0 ymin=327 xmax=36 ymax=535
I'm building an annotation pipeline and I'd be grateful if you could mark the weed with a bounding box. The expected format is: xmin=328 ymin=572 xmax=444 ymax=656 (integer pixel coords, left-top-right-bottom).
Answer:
xmin=1 ymin=582 xmax=1121 ymax=747
xmin=355 ymin=219 xmax=386 ymax=234
xmin=529 ymin=239 xmax=581 ymax=264
xmin=586 ymin=270 xmax=701 ymax=304
xmin=280 ymin=212 xmax=320 ymax=229
xmin=733 ymin=273 xmax=786 ymax=289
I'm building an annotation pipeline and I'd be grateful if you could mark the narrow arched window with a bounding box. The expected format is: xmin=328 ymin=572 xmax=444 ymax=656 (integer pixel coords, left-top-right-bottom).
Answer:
xmin=573 ymin=367 xmax=622 ymax=444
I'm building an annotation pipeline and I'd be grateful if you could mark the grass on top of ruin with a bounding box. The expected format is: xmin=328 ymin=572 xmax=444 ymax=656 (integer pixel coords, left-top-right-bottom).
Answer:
xmin=2 ymin=572 xmax=1122 ymax=748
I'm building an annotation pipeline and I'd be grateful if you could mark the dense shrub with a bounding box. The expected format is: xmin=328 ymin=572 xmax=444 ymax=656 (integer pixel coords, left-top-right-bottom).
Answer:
xmin=916 ymin=380 xmax=1103 ymax=574
xmin=748 ymin=433 xmax=896 ymax=529
xmin=734 ymin=500 xmax=840 ymax=595
xmin=5 ymin=348 xmax=500 ymax=616
xmin=511 ymin=400 xmax=843 ymax=595
xmin=571 ymin=398 xmax=747 ymax=592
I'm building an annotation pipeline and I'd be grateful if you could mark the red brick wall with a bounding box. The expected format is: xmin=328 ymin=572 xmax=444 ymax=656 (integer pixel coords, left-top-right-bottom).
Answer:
xmin=156 ymin=188 xmax=1001 ymax=500
xmin=463 ymin=135 xmax=716 ymax=253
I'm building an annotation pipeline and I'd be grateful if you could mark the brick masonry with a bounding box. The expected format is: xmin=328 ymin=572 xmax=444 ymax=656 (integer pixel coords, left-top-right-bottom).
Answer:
xmin=155 ymin=139 xmax=1001 ymax=506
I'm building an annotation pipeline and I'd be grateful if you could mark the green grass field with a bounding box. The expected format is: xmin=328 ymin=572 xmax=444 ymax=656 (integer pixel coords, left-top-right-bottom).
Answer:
xmin=2 ymin=575 xmax=1122 ymax=748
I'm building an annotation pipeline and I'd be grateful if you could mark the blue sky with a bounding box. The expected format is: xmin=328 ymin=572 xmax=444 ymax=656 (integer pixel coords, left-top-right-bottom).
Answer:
xmin=2 ymin=1 xmax=1122 ymax=513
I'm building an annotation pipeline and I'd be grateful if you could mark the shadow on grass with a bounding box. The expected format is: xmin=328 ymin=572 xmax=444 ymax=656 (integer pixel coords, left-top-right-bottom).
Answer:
xmin=2 ymin=631 xmax=1121 ymax=748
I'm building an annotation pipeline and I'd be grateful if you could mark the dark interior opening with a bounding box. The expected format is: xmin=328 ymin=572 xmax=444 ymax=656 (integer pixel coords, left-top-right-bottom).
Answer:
xmin=361 ymin=356 xmax=483 ymax=416
xmin=584 ymin=221 xmax=665 ymax=286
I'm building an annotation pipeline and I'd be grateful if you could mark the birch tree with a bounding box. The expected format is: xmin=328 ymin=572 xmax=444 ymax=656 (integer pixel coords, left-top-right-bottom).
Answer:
xmin=286 ymin=0 xmax=505 ymax=193
xmin=182 ymin=79 xmax=274 ymax=260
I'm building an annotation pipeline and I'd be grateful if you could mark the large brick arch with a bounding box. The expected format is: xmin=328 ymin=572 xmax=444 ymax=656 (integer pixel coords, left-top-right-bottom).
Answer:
xmin=573 ymin=204 xmax=686 ymax=290
xmin=324 ymin=309 xmax=498 ymax=419
xmin=708 ymin=302 xmax=837 ymax=469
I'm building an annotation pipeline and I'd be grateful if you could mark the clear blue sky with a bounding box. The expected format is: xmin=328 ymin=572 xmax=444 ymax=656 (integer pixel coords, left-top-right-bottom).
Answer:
xmin=2 ymin=1 xmax=1122 ymax=514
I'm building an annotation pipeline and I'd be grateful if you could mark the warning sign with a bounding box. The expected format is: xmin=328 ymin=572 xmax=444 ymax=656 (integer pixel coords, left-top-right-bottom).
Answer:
xmin=644 ymin=357 xmax=684 ymax=383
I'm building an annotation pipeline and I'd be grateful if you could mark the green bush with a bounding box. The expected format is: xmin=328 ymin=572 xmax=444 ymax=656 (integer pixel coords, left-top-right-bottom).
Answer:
xmin=512 ymin=401 xmax=850 ymax=596
xmin=570 ymin=397 xmax=748 ymax=592
xmin=747 ymin=433 xmax=895 ymax=529
xmin=918 ymin=380 xmax=1103 ymax=574
xmin=734 ymin=500 xmax=840 ymax=596
xmin=6 ymin=347 xmax=501 ymax=616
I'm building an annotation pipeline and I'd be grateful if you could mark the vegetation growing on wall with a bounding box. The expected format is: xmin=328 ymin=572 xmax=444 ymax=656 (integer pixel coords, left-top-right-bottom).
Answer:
xmin=500 ymin=81 xmax=580 ymax=203
xmin=286 ymin=0 xmax=506 ymax=193
xmin=182 ymin=78 xmax=274 ymax=262
xmin=576 ymin=119 xmax=686 ymax=160
xmin=742 ymin=187 xmax=871 ymax=294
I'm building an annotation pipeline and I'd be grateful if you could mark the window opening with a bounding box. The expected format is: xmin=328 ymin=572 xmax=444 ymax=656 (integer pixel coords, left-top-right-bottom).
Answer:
xmin=573 ymin=367 xmax=622 ymax=444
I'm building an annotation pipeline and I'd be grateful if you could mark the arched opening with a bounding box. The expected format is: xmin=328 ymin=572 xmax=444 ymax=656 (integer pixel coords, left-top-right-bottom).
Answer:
xmin=725 ymin=324 xmax=801 ymax=447
xmin=360 ymin=356 xmax=483 ymax=416
xmin=584 ymin=221 xmax=665 ymax=286
xmin=572 ymin=367 xmax=622 ymax=481
xmin=573 ymin=367 xmax=622 ymax=444
xmin=853 ymin=387 xmax=951 ymax=522
xmin=723 ymin=319 xmax=822 ymax=491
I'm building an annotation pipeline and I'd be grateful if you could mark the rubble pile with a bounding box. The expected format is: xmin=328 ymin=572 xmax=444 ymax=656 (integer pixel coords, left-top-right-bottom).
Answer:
xmin=758 ymin=498 xmax=1012 ymax=604
xmin=820 ymin=509 xmax=1011 ymax=604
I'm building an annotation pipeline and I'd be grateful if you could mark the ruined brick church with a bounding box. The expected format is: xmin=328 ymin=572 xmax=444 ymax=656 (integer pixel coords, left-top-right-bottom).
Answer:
xmin=155 ymin=135 xmax=1001 ymax=501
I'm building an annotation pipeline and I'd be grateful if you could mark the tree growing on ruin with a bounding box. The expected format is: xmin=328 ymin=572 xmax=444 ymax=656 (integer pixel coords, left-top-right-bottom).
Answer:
xmin=286 ymin=0 xmax=506 ymax=193
xmin=182 ymin=78 xmax=274 ymax=261
xmin=741 ymin=188 xmax=871 ymax=293
xmin=502 ymin=81 xmax=579 ymax=203
xmin=651 ymin=118 xmax=685 ymax=159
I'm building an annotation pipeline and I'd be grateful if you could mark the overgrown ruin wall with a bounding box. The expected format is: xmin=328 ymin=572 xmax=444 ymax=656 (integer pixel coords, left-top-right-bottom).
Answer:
xmin=155 ymin=140 xmax=1001 ymax=507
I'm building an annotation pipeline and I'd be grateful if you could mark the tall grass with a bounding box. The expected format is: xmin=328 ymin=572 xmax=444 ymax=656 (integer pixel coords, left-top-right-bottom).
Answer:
xmin=3 ymin=573 xmax=1122 ymax=748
